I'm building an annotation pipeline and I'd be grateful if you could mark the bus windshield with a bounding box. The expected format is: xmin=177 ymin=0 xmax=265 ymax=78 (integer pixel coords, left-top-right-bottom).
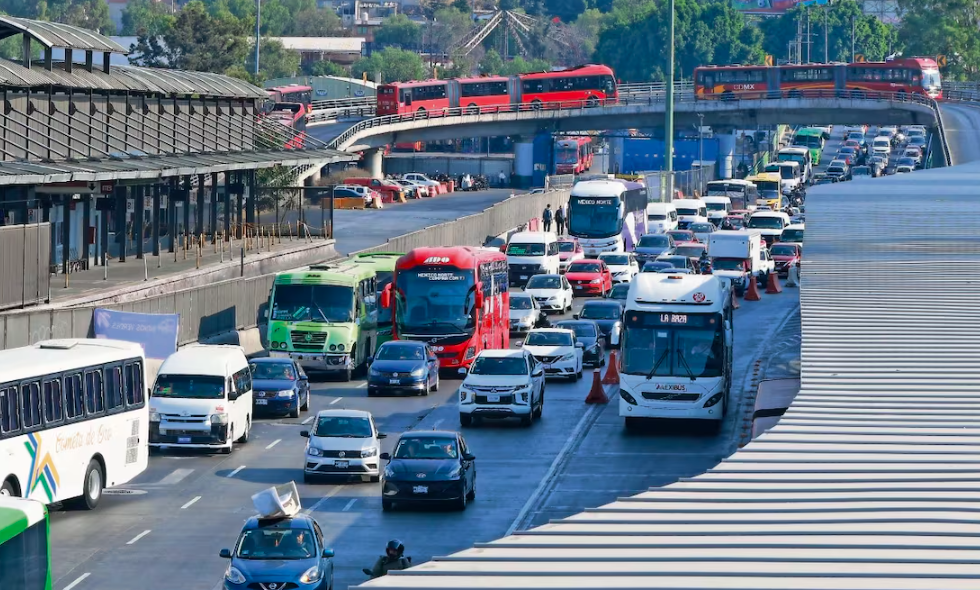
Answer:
xmin=153 ymin=375 xmax=225 ymax=399
xmin=271 ymin=285 xmax=354 ymax=323
xmin=793 ymin=134 xmax=822 ymax=148
xmin=568 ymin=196 xmax=622 ymax=238
xmin=557 ymin=147 xmax=579 ymax=163
xmin=754 ymin=181 xmax=780 ymax=192
xmin=621 ymin=311 xmax=724 ymax=378
xmin=748 ymin=216 xmax=785 ymax=230
xmin=395 ymin=267 xmax=476 ymax=335
xmin=705 ymin=202 xmax=727 ymax=212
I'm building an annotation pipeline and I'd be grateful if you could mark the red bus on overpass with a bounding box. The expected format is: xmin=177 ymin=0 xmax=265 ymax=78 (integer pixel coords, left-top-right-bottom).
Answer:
xmin=555 ymin=136 xmax=594 ymax=174
xmin=266 ymin=85 xmax=314 ymax=113
xmin=381 ymin=247 xmax=510 ymax=369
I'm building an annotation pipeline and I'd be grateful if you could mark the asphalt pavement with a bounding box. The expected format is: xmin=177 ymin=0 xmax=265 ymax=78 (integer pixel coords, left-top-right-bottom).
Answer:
xmin=938 ymin=103 xmax=980 ymax=165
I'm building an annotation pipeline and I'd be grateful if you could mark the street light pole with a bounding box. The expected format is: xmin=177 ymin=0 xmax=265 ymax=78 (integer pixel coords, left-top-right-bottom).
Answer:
xmin=254 ymin=0 xmax=261 ymax=76
xmin=697 ymin=113 xmax=704 ymax=191
xmin=664 ymin=0 xmax=675 ymax=200
xmin=823 ymin=4 xmax=829 ymax=63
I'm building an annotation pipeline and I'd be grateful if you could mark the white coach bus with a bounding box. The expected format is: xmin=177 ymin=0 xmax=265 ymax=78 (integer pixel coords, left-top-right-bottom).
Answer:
xmin=0 ymin=339 xmax=149 ymax=509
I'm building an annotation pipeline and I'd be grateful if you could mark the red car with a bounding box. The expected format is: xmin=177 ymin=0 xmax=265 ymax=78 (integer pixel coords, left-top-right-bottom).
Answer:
xmin=667 ymin=229 xmax=697 ymax=244
xmin=565 ymin=259 xmax=613 ymax=297
xmin=769 ymin=243 xmax=802 ymax=277
xmin=557 ymin=238 xmax=585 ymax=273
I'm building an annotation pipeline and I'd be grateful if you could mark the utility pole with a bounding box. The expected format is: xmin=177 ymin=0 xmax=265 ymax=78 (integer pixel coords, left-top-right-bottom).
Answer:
xmin=850 ymin=14 xmax=856 ymax=62
xmin=796 ymin=14 xmax=802 ymax=65
xmin=824 ymin=4 xmax=829 ymax=63
xmin=664 ymin=0 xmax=675 ymax=199
xmin=254 ymin=0 xmax=261 ymax=76
xmin=806 ymin=8 xmax=811 ymax=64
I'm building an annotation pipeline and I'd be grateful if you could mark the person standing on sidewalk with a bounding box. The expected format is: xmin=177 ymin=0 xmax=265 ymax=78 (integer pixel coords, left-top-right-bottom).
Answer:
xmin=555 ymin=204 xmax=566 ymax=235
xmin=542 ymin=204 xmax=553 ymax=232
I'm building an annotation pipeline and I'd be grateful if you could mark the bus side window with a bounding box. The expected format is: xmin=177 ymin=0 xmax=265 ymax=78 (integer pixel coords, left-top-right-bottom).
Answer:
xmin=20 ymin=381 xmax=41 ymax=430
xmin=0 ymin=385 xmax=20 ymax=435
xmin=65 ymin=374 xmax=84 ymax=420
xmin=43 ymin=379 xmax=63 ymax=425
xmin=105 ymin=365 xmax=125 ymax=412
xmin=125 ymin=362 xmax=145 ymax=407
xmin=85 ymin=370 xmax=105 ymax=416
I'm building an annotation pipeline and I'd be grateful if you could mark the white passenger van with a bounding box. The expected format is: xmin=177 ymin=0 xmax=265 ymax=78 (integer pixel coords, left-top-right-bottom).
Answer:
xmin=701 ymin=196 xmax=732 ymax=225
xmin=764 ymin=161 xmax=803 ymax=194
xmin=746 ymin=210 xmax=791 ymax=246
xmin=704 ymin=179 xmax=759 ymax=211
xmin=506 ymin=231 xmax=560 ymax=288
xmin=776 ymin=147 xmax=812 ymax=182
xmin=645 ymin=202 xmax=678 ymax=234
xmin=672 ymin=198 xmax=708 ymax=230
xmin=149 ymin=344 xmax=253 ymax=454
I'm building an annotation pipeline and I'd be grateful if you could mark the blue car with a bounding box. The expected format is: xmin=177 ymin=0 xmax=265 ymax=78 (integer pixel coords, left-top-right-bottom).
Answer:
xmin=220 ymin=513 xmax=334 ymax=590
xmin=633 ymin=233 xmax=675 ymax=266
xmin=250 ymin=357 xmax=310 ymax=418
xmin=381 ymin=430 xmax=476 ymax=511
xmin=367 ymin=340 xmax=440 ymax=397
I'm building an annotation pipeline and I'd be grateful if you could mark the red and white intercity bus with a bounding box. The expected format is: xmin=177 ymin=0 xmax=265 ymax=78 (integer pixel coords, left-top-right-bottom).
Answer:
xmin=266 ymin=85 xmax=314 ymax=113
xmin=380 ymin=247 xmax=510 ymax=369
xmin=555 ymin=136 xmax=594 ymax=174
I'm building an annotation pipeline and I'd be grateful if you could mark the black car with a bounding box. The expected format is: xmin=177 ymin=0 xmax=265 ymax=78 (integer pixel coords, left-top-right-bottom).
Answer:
xmin=249 ymin=358 xmax=310 ymax=418
xmin=656 ymin=255 xmax=698 ymax=273
xmin=642 ymin=260 xmax=675 ymax=273
xmin=554 ymin=320 xmax=605 ymax=367
xmin=633 ymin=233 xmax=675 ymax=265
xmin=609 ymin=283 xmax=630 ymax=302
xmin=380 ymin=431 xmax=476 ymax=511
xmin=366 ymin=341 xmax=440 ymax=397
xmin=575 ymin=300 xmax=623 ymax=349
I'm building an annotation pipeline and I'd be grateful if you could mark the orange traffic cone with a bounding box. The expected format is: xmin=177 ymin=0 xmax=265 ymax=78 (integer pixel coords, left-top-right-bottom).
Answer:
xmin=765 ymin=271 xmax=783 ymax=294
xmin=744 ymin=275 xmax=762 ymax=301
xmin=601 ymin=351 xmax=620 ymax=385
xmin=585 ymin=371 xmax=609 ymax=404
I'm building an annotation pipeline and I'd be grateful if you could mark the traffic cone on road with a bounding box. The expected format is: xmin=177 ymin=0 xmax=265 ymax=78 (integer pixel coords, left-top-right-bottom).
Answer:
xmin=766 ymin=271 xmax=783 ymax=294
xmin=785 ymin=263 xmax=800 ymax=288
xmin=601 ymin=351 xmax=620 ymax=385
xmin=744 ymin=275 xmax=762 ymax=301
xmin=585 ymin=371 xmax=609 ymax=404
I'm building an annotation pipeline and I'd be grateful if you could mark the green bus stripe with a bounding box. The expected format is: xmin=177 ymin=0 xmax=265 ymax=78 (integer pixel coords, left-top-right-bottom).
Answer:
xmin=0 ymin=507 xmax=29 ymax=546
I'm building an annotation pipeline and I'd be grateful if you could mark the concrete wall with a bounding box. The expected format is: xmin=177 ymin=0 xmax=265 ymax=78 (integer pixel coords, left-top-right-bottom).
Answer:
xmin=383 ymin=154 xmax=513 ymax=179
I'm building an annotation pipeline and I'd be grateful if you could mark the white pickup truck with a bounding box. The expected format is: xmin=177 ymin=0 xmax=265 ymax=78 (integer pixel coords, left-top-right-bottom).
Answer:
xmin=707 ymin=229 xmax=775 ymax=296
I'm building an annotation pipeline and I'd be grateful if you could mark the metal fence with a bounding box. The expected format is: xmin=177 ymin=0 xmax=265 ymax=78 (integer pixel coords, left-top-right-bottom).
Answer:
xmin=0 ymin=190 xmax=569 ymax=351
xmin=0 ymin=223 xmax=50 ymax=312
xmin=641 ymin=169 xmax=711 ymax=202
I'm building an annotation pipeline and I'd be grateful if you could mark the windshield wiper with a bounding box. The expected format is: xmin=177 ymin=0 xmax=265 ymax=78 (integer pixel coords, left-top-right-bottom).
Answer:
xmin=646 ymin=347 xmax=671 ymax=380
xmin=676 ymin=350 xmax=698 ymax=381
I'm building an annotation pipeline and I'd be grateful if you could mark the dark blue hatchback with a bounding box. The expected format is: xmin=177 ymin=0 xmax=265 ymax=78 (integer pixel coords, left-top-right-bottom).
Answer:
xmin=220 ymin=514 xmax=334 ymax=590
xmin=367 ymin=341 xmax=440 ymax=397
xmin=250 ymin=357 xmax=310 ymax=418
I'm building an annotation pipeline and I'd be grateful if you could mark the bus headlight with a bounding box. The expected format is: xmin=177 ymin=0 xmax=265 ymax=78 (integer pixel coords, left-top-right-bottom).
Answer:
xmin=703 ymin=391 xmax=725 ymax=408
xmin=464 ymin=346 xmax=476 ymax=360
xmin=149 ymin=409 xmax=161 ymax=422
xmin=338 ymin=343 xmax=346 ymax=351
xmin=620 ymin=390 xmax=638 ymax=405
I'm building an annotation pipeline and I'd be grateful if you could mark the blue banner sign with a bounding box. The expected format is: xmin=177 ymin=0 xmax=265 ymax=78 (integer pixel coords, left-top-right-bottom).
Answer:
xmin=93 ymin=308 xmax=179 ymax=360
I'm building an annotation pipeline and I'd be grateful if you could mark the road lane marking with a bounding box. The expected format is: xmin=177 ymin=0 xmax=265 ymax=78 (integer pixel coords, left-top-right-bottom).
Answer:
xmin=181 ymin=496 xmax=202 ymax=510
xmin=432 ymin=419 xmax=444 ymax=429
xmin=226 ymin=465 xmax=246 ymax=478
xmin=63 ymin=573 xmax=90 ymax=590
xmin=126 ymin=530 xmax=152 ymax=545
xmin=356 ymin=382 xmax=367 ymax=388
xmin=265 ymin=439 xmax=281 ymax=450
xmin=302 ymin=486 xmax=343 ymax=514
xmin=302 ymin=416 xmax=315 ymax=424
xmin=157 ymin=468 xmax=194 ymax=485
xmin=330 ymin=397 xmax=342 ymax=405
xmin=342 ymin=499 xmax=357 ymax=512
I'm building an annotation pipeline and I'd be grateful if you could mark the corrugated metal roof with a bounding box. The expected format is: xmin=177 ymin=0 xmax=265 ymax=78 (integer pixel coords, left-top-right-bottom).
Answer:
xmin=354 ymin=160 xmax=980 ymax=589
xmin=0 ymin=16 xmax=127 ymax=54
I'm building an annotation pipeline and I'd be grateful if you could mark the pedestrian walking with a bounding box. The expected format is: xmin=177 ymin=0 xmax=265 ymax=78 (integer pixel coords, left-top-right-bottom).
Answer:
xmin=498 ymin=171 xmax=507 ymax=187
xmin=542 ymin=204 xmax=553 ymax=232
xmin=555 ymin=204 xmax=566 ymax=235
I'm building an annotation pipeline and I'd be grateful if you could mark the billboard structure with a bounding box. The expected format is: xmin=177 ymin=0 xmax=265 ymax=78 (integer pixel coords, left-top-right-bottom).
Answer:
xmin=733 ymin=0 xmax=828 ymax=14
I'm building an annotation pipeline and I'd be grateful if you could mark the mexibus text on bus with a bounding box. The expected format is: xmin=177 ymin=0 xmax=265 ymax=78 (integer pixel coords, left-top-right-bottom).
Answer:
xmin=0 ymin=496 xmax=50 ymax=590
xmin=380 ymin=247 xmax=509 ymax=369
xmin=347 ymin=252 xmax=404 ymax=346
xmin=694 ymin=58 xmax=942 ymax=100
xmin=555 ymin=136 xmax=594 ymax=174
xmin=618 ymin=274 xmax=733 ymax=430
xmin=567 ymin=178 xmax=647 ymax=256
xmin=704 ymin=179 xmax=758 ymax=211
xmin=0 ymin=339 xmax=149 ymax=509
xmin=266 ymin=85 xmax=314 ymax=113
xmin=375 ymin=65 xmax=618 ymax=115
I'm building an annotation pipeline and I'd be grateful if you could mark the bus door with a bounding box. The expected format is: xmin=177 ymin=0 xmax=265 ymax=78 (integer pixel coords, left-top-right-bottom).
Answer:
xmin=702 ymin=72 xmax=715 ymax=96
xmin=766 ymin=68 xmax=780 ymax=97
xmin=403 ymin=89 xmax=413 ymax=108
xmin=833 ymin=64 xmax=847 ymax=92
xmin=448 ymin=80 xmax=461 ymax=109
xmin=508 ymin=76 xmax=521 ymax=105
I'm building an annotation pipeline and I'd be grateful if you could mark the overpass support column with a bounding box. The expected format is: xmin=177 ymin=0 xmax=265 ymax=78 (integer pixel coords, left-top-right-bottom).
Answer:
xmin=364 ymin=148 xmax=384 ymax=179
xmin=514 ymin=137 xmax=534 ymax=189
xmin=716 ymin=129 xmax=737 ymax=179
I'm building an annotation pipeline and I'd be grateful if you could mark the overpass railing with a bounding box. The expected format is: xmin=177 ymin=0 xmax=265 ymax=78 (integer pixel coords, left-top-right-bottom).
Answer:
xmin=326 ymin=88 xmax=940 ymax=150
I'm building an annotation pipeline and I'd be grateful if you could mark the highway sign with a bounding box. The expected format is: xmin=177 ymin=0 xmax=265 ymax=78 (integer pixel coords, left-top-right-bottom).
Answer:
xmin=938 ymin=55 xmax=948 ymax=67
xmin=855 ymin=54 xmax=866 ymax=62
xmin=764 ymin=55 xmax=774 ymax=67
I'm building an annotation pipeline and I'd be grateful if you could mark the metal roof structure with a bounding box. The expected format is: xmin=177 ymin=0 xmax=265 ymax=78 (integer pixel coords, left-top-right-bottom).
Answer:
xmin=0 ymin=16 xmax=127 ymax=54
xmin=355 ymin=161 xmax=980 ymax=589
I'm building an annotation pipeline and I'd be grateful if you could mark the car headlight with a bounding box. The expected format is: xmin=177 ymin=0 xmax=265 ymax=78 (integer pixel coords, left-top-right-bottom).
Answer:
xmin=361 ymin=447 xmax=379 ymax=458
xmin=277 ymin=389 xmax=295 ymax=398
xmin=225 ymin=566 xmax=246 ymax=585
xmin=370 ymin=367 xmax=381 ymax=377
xmin=210 ymin=413 xmax=229 ymax=424
xmin=411 ymin=367 xmax=425 ymax=378
xmin=307 ymin=446 xmax=322 ymax=457
xmin=560 ymin=353 xmax=575 ymax=361
xmin=384 ymin=465 xmax=396 ymax=478
xmin=149 ymin=409 xmax=160 ymax=422
xmin=447 ymin=466 xmax=462 ymax=480
xmin=459 ymin=388 xmax=471 ymax=403
xmin=299 ymin=565 xmax=322 ymax=584
xmin=548 ymin=295 xmax=558 ymax=301
xmin=590 ymin=278 xmax=601 ymax=284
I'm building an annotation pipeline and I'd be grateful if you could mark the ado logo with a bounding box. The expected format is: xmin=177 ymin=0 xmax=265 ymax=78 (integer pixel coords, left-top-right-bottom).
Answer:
xmin=692 ymin=292 xmax=706 ymax=303
xmin=424 ymin=256 xmax=450 ymax=264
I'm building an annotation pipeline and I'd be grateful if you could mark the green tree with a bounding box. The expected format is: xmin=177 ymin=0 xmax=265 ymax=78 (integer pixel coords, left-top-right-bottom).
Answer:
xmin=499 ymin=0 xmax=518 ymax=9
xmin=432 ymin=7 xmax=473 ymax=55
xmin=479 ymin=47 xmax=504 ymax=74
xmin=500 ymin=55 xmax=550 ymax=75
xmin=303 ymin=59 xmax=348 ymax=77
xmin=452 ymin=0 xmax=471 ymax=12
xmin=120 ymin=0 xmax=175 ymax=36
xmin=351 ymin=47 xmax=425 ymax=83
xmin=130 ymin=0 xmax=249 ymax=73
xmin=246 ymin=37 xmax=301 ymax=80
xmin=374 ymin=13 xmax=422 ymax=48
xmin=49 ymin=0 xmax=115 ymax=33
xmin=896 ymin=0 xmax=977 ymax=80
xmin=288 ymin=8 xmax=343 ymax=37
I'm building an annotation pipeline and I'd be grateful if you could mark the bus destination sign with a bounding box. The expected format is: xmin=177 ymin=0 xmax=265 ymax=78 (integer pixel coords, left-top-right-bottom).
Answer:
xmin=574 ymin=198 xmax=616 ymax=205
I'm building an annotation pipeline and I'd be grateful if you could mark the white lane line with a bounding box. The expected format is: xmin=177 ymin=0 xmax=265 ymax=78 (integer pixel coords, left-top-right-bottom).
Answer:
xmin=226 ymin=465 xmax=246 ymax=478
xmin=181 ymin=495 xmax=202 ymax=510
xmin=63 ymin=573 xmax=90 ymax=590
xmin=342 ymin=498 xmax=357 ymax=512
xmin=265 ymin=438 xmax=281 ymax=450
xmin=302 ymin=486 xmax=343 ymax=514
xmin=356 ymin=382 xmax=368 ymax=388
xmin=126 ymin=529 xmax=152 ymax=545
xmin=156 ymin=468 xmax=194 ymax=485
xmin=302 ymin=416 xmax=315 ymax=424
xmin=432 ymin=419 xmax=444 ymax=429
xmin=329 ymin=397 xmax=342 ymax=405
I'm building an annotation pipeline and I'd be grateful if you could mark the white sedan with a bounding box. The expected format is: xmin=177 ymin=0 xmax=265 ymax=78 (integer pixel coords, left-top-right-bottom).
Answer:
xmin=598 ymin=252 xmax=639 ymax=284
xmin=403 ymin=173 xmax=441 ymax=188
xmin=519 ymin=328 xmax=584 ymax=381
xmin=523 ymin=274 xmax=573 ymax=313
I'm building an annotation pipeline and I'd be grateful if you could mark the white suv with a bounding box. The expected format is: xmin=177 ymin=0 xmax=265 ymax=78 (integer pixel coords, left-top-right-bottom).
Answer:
xmin=519 ymin=328 xmax=584 ymax=381
xmin=458 ymin=349 xmax=545 ymax=427
xmin=301 ymin=409 xmax=386 ymax=482
xmin=598 ymin=252 xmax=640 ymax=284
xmin=523 ymin=274 xmax=573 ymax=313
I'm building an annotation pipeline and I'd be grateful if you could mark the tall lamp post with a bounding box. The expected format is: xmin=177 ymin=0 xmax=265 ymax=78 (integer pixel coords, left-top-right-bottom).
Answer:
xmin=664 ymin=0 xmax=675 ymax=200
xmin=254 ymin=0 xmax=261 ymax=76
xmin=697 ymin=113 xmax=704 ymax=193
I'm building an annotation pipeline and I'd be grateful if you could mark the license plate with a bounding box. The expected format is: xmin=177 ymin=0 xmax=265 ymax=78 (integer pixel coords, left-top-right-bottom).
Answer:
xmin=520 ymin=275 xmax=528 ymax=279
xmin=390 ymin=378 xmax=401 ymax=384
xmin=178 ymin=436 xmax=191 ymax=444
xmin=487 ymin=394 xmax=500 ymax=402
xmin=413 ymin=485 xmax=428 ymax=494
xmin=255 ymin=399 xmax=268 ymax=405
xmin=335 ymin=460 xmax=349 ymax=468
xmin=575 ymin=285 xmax=584 ymax=289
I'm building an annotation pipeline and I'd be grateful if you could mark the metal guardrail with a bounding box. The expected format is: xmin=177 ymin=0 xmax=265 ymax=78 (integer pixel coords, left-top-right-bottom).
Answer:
xmin=325 ymin=88 xmax=941 ymax=151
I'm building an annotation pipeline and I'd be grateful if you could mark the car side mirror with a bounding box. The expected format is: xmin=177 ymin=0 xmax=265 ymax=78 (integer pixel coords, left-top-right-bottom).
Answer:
xmin=300 ymin=430 xmax=310 ymax=438
xmin=532 ymin=367 xmax=544 ymax=377
xmin=457 ymin=367 xmax=467 ymax=376
xmin=378 ymin=433 xmax=387 ymax=439
xmin=515 ymin=341 xmax=523 ymax=347
xmin=219 ymin=548 xmax=232 ymax=559
xmin=575 ymin=342 xmax=584 ymax=348
xmin=323 ymin=549 xmax=335 ymax=558
xmin=380 ymin=452 xmax=391 ymax=461
xmin=573 ymin=314 xmax=579 ymax=320
xmin=228 ymin=392 xmax=239 ymax=401
xmin=366 ymin=356 xmax=374 ymax=365
xmin=463 ymin=453 xmax=476 ymax=461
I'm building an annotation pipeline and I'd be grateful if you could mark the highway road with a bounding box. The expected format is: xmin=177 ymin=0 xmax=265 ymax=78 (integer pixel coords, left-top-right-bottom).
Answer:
xmin=939 ymin=102 xmax=980 ymax=165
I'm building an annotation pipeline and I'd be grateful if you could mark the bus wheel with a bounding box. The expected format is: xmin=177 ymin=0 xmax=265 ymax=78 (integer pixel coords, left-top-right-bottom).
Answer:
xmin=71 ymin=461 xmax=104 ymax=510
xmin=467 ymin=104 xmax=479 ymax=115
xmin=531 ymin=100 xmax=543 ymax=110
xmin=586 ymin=96 xmax=599 ymax=108
xmin=0 ymin=478 xmax=17 ymax=497
xmin=417 ymin=107 xmax=427 ymax=116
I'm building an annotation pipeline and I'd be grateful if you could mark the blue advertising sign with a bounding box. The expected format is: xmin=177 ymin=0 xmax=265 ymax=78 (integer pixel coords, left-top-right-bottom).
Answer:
xmin=93 ymin=308 xmax=179 ymax=360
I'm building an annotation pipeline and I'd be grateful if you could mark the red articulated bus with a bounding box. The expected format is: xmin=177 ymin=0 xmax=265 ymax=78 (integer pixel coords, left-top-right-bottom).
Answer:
xmin=265 ymin=103 xmax=307 ymax=149
xmin=375 ymin=64 xmax=619 ymax=115
xmin=555 ymin=136 xmax=593 ymax=174
xmin=380 ymin=247 xmax=510 ymax=369
xmin=267 ymin=85 xmax=314 ymax=114
xmin=695 ymin=57 xmax=942 ymax=100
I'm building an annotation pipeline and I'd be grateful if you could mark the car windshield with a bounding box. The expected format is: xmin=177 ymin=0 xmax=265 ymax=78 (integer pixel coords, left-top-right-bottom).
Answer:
xmin=648 ymin=213 xmax=667 ymax=220
xmin=725 ymin=217 xmax=745 ymax=228
xmin=658 ymin=256 xmax=688 ymax=268
xmin=557 ymin=241 xmax=576 ymax=253
xmin=782 ymin=229 xmax=804 ymax=242
xmin=270 ymin=284 xmax=354 ymax=323
xmin=527 ymin=275 xmax=561 ymax=289
xmin=676 ymin=208 xmax=699 ymax=216
xmin=469 ymin=356 xmax=528 ymax=375
xmin=898 ymin=158 xmax=915 ymax=166
xmin=510 ymin=296 xmax=534 ymax=310
xmin=674 ymin=245 xmax=705 ymax=258
xmin=375 ymin=343 xmax=426 ymax=361
xmin=249 ymin=363 xmax=297 ymax=380
xmin=690 ymin=223 xmax=714 ymax=233
xmin=747 ymin=216 xmax=785 ymax=230
xmin=667 ymin=231 xmax=693 ymax=241
xmin=557 ymin=323 xmax=597 ymax=338
xmin=643 ymin=262 xmax=673 ymax=272
xmin=601 ymin=255 xmax=629 ymax=266
xmin=507 ymin=242 xmax=545 ymax=256
xmin=313 ymin=416 xmax=373 ymax=438
xmin=568 ymin=262 xmax=600 ymax=273
xmin=394 ymin=437 xmax=458 ymax=459
xmin=610 ymin=284 xmax=630 ymax=299
xmin=638 ymin=235 xmax=670 ymax=248
xmin=153 ymin=375 xmax=224 ymax=399
xmin=770 ymin=244 xmax=799 ymax=256
xmin=236 ymin=527 xmax=315 ymax=560
xmin=526 ymin=331 xmax=574 ymax=346
xmin=712 ymin=258 xmax=745 ymax=270
xmin=581 ymin=304 xmax=620 ymax=320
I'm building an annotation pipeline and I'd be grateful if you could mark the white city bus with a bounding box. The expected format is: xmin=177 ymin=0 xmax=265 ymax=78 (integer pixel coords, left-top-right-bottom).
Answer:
xmin=618 ymin=274 xmax=733 ymax=430
xmin=0 ymin=339 xmax=149 ymax=509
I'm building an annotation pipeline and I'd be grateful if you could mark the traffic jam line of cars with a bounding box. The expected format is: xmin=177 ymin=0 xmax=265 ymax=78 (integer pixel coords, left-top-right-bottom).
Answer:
xmin=812 ymin=124 xmax=929 ymax=185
